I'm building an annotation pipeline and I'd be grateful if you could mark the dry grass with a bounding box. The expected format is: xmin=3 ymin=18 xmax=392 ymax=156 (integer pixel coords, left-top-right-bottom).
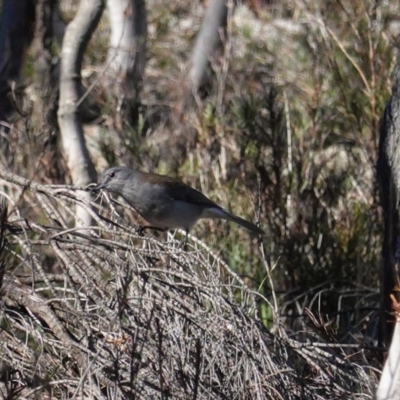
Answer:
xmin=0 ymin=170 xmax=378 ymax=399
xmin=0 ymin=0 xmax=395 ymax=397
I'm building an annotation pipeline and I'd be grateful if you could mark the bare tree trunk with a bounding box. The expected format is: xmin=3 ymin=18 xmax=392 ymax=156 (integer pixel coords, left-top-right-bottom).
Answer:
xmin=58 ymin=0 xmax=105 ymax=227
xmin=33 ymin=0 xmax=64 ymax=182
xmin=377 ymin=306 xmax=400 ymax=399
xmin=34 ymin=0 xmax=58 ymax=129
xmin=186 ymin=0 xmax=229 ymax=99
xmin=377 ymin=58 xmax=400 ymax=346
xmin=105 ymin=0 xmax=147 ymax=129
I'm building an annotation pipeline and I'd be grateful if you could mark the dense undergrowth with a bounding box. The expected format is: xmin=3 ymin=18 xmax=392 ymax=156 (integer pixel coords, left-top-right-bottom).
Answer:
xmin=0 ymin=0 xmax=397 ymax=397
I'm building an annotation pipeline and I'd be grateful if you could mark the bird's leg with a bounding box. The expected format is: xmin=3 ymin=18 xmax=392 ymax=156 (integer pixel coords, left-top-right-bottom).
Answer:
xmin=135 ymin=225 xmax=146 ymax=236
xmin=181 ymin=229 xmax=189 ymax=251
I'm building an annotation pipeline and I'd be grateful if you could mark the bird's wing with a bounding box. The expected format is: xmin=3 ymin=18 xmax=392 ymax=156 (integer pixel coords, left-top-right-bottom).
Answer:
xmin=141 ymin=172 xmax=220 ymax=208
xmin=170 ymin=181 xmax=220 ymax=207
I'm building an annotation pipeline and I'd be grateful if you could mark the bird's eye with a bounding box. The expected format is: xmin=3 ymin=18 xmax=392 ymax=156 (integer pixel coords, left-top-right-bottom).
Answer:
xmin=109 ymin=172 xmax=115 ymax=178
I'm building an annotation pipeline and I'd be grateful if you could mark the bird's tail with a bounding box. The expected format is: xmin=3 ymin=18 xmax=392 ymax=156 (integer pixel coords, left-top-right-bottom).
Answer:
xmin=203 ymin=207 xmax=265 ymax=235
xmin=224 ymin=212 xmax=265 ymax=235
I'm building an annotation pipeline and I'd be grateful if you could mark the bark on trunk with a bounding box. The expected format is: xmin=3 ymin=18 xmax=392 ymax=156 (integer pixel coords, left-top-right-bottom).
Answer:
xmin=105 ymin=0 xmax=147 ymax=128
xmin=186 ymin=0 xmax=229 ymax=98
xmin=34 ymin=0 xmax=64 ymax=182
xmin=57 ymin=0 xmax=105 ymax=226
xmin=0 ymin=0 xmax=35 ymax=136
xmin=377 ymin=57 xmax=400 ymax=346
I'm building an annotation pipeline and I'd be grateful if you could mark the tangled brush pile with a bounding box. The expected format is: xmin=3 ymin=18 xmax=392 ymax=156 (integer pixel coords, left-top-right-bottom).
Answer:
xmin=0 ymin=170 xmax=377 ymax=399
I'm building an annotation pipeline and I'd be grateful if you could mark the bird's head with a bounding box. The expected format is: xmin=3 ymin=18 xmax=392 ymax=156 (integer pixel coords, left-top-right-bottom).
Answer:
xmin=91 ymin=166 xmax=133 ymax=194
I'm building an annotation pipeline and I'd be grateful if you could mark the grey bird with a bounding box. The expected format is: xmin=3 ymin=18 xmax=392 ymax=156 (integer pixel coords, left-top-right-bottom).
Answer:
xmin=92 ymin=166 xmax=265 ymax=236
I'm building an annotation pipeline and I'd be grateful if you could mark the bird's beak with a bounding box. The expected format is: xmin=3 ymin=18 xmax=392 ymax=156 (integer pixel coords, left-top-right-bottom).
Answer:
xmin=88 ymin=183 xmax=106 ymax=192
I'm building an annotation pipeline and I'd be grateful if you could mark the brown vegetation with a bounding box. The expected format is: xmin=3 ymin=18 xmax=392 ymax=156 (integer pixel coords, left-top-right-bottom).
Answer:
xmin=0 ymin=0 xmax=396 ymax=398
